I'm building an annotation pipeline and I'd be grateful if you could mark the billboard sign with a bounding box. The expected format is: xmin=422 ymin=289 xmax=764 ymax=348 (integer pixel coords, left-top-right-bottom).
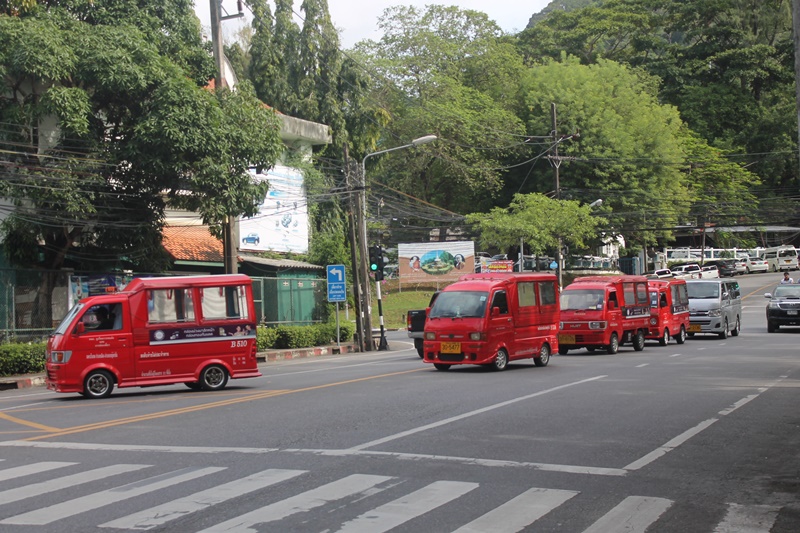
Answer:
xmin=239 ymin=165 xmax=309 ymax=254
xmin=398 ymin=241 xmax=475 ymax=283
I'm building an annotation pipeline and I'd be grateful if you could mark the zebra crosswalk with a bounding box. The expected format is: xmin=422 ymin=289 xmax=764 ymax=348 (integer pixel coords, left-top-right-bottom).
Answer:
xmin=0 ymin=460 xmax=782 ymax=532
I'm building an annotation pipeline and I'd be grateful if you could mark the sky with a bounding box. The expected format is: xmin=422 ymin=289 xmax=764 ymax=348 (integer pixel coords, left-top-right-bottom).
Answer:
xmin=194 ymin=1 xmax=552 ymax=49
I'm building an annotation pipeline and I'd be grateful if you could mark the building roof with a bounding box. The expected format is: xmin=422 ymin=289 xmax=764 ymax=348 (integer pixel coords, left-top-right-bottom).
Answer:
xmin=239 ymin=254 xmax=323 ymax=271
xmin=162 ymin=226 xmax=223 ymax=263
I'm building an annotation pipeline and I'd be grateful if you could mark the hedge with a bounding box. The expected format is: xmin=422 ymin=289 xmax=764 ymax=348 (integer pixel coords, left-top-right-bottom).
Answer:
xmin=0 ymin=323 xmax=356 ymax=377
xmin=0 ymin=343 xmax=46 ymax=377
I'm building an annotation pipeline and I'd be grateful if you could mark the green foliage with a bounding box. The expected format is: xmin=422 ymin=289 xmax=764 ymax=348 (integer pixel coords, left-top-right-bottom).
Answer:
xmin=256 ymin=322 xmax=355 ymax=350
xmin=0 ymin=343 xmax=46 ymax=376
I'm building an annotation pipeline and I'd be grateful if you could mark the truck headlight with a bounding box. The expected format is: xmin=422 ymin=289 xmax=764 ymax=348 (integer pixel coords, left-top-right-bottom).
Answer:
xmin=588 ymin=321 xmax=607 ymax=329
xmin=48 ymin=351 xmax=71 ymax=363
xmin=650 ymin=317 xmax=657 ymax=326
xmin=768 ymin=301 xmax=780 ymax=309
xmin=469 ymin=332 xmax=483 ymax=341
xmin=424 ymin=332 xmax=436 ymax=340
xmin=707 ymin=309 xmax=721 ymax=317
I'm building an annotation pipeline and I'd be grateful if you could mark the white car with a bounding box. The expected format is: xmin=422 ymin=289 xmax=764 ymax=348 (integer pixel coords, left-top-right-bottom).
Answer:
xmin=734 ymin=257 xmax=748 ymax=275
xmin=746 ymin=256 xmax=769 ymax=273
xmin=701 ymin=265 xmax=720 ymax=278
xmin=672 ymin=264 xmax=702 ymax=279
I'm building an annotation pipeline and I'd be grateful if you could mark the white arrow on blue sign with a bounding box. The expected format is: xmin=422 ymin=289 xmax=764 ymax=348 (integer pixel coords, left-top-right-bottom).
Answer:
xmin=326 ymin=265 xmax=347 ymax=302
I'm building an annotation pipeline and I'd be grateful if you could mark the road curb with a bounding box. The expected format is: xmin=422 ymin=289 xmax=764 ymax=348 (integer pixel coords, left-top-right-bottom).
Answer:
xmin=0 ymin=343 xmax=361 ymax=391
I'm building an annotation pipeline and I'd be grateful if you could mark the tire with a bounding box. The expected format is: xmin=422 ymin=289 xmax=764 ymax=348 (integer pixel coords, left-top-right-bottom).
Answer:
xmin=719 ymin=319 xmax=729 ymax=339
xmin=659 ymin=328 xmax=670 ymax=347
xmin=607 ymin=333 xmax=619 ymax=354
xmin=730 ymin=316 xmax=740 ymax=337
xmin=633 ymin=330 xmax=645 ymax=351
xmin=433 ymin=363 xmax=451 ymax=371
xmin=414 ymin=338 xmax=424 ymax=359
xmin=185 ymin=382 xmax=202 ymax=390
xmin=675 ymin=326 xmax=686 ymax=344
xmin=83 ymin=370 xmax=114 ymax=399
xmin=534 ymin=344 xmax=550 ymax=367
xmin=200 ymin=365 xmax=228 ymax=391
xmin=558 ymin=346 xmax=569 ymax=355
xmin=767 ymin=321 xmax=777 ymax=333
xmin=492 ymin=348 xmax=509 ymax=371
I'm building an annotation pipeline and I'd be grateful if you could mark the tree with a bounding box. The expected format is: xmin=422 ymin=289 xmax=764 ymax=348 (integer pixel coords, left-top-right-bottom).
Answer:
xmin=466 ymin=193 xmax=605 ymax=256
xmin=0 ymin=1 xmax=283 ymax=327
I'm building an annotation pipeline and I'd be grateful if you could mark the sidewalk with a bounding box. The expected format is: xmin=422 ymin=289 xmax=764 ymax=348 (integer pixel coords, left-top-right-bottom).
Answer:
xmin=0 ymin=343 xmax=360 ymax=391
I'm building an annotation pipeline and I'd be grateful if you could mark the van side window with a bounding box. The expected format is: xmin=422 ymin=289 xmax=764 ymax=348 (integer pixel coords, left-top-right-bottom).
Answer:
xmin=636 ymin=282 xmax=648 ymax=304
xmin=490 ymin=291 xmax=509 ymax=314
xmin=518 ymin=282 xmax=537 ymax=307
xmin=201 ymin=285 xmax=251 ymax=320
xmin=539 ymin=281 xmax=557 ymax=306
xmin=672 ymin=284 xmax=689 ymax=306
xmin=623 ymin=283 xmax=635 ymax=305
xmin=148 ymin=289 xmax=195 ymax=323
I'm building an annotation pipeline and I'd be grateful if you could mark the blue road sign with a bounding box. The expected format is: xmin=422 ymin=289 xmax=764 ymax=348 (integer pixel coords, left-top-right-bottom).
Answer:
xmin=326 ymin=265 xmax=347 ymax=302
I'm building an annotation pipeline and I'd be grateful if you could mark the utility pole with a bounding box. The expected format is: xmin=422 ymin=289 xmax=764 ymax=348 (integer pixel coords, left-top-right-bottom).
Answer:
xmin=793 ymin=0 xmax=800 ymax=176
xmin=551 ymin=103 xmax=563 ymax=289
xmin=358 ymin=162 xmax=374 ymax=350
xmin=344 ymin=147 xmax=365 ymax=352
xmin=209 ymin=0 xmax=244 ymax=274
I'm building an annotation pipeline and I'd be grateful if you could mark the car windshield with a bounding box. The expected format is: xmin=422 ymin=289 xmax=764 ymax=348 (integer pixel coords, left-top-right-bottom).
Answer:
xmin=773 ymin=286 xmax=800 ymax=298
xmin=687 ymin=283 xmax=719 ymax=299
xmin=429 ymin=291 xmax=487 ymax=318
xmin=53 ymin=303 xmax=84 ymax=335
xmin=561 ymin=289 xmax=605 ymax=311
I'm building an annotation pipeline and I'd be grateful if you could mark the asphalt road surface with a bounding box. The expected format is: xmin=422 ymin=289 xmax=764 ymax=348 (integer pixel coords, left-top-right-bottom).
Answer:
xmin=0 ymin=272 xmax=798 ymax=532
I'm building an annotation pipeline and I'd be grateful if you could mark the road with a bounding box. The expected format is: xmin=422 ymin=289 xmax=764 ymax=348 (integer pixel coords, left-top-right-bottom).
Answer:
xmin=0 ymin=272 xmax=798 ymax=532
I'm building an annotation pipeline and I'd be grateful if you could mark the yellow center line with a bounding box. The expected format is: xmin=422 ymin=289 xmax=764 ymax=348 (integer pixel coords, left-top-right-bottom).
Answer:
xmin=0 ymin=411 xmax=61 ymax=432
xmin=24 ymin=368 xmax=425 ymax=441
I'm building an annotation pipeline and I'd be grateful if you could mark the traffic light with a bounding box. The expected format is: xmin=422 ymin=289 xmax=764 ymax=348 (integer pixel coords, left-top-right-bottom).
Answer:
xmin=369 ymin=245 xmax=384 ymax=281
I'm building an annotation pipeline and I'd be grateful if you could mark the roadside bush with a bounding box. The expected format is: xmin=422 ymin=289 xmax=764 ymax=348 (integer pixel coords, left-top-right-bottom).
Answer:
xmin=0 ymin=343 xmax=46 ymax=376
xmin=256 ymin=322 xmax=355 ymax=350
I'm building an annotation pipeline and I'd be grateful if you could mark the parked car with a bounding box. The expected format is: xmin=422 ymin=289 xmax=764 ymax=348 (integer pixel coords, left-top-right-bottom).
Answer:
xmin=704 ymin=259 xmax=737 ymax=277
xmin=746 ymin=256 xmax=769 ymax=274
xmin=672 ymin=264 xmax=702 ymax=279
xmin=765 ymin=284 xmax=800 ymax=332
xmin=701 ymin=265 xmax=720 ymax=278
xmin=734 ymin=257 xmax=748 ymax=275
xmin=646 ymin=268 xmax=673 ymax=279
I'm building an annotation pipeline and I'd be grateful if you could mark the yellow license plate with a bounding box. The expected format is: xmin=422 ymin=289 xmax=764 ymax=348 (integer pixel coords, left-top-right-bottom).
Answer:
xmin=559 ymin=334 xmax=576 ymax=344
xmin=688 ymin=324 xmax=702 ymax=333
xmin=440 ymin=342 xmax=461 ymax=354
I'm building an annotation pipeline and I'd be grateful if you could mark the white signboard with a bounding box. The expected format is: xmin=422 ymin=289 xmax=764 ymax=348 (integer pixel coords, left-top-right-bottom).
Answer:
xmin=398 ymin=241 xmax=476 ymax=283
xmin=239 ymin=165 xmax=309 ymax=253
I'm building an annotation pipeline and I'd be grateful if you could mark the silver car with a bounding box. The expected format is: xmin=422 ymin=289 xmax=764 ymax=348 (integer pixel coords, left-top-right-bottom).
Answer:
xmin=686 ymin=279 xmax=742 ymax=339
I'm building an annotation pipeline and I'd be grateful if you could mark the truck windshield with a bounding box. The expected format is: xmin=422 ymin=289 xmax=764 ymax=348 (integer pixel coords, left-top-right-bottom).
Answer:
xmin=53 ymin=303 xmax=84 ymax=335
xmin=429 ymin=291 xmax=488 ymax=318
xmin=561 ymin=289 xmax=605 ymax=310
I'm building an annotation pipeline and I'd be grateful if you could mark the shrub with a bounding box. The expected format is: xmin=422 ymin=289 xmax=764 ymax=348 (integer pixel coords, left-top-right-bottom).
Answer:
xmin=0 ymin=343 xmax=46 ymax=377
xmin=256 ymin=326 xmax=279 ymax=351
xmin=255 ymin=322 xmax=355 ymax=350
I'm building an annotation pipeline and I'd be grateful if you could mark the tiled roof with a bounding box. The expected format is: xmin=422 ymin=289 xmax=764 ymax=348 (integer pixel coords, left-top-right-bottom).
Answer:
xmin=163 ymin=226 xmax=223 ymax=263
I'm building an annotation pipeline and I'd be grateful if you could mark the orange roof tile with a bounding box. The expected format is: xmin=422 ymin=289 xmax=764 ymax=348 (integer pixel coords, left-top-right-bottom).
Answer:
xmin=163 ymin=226 xmax=223 ymax=263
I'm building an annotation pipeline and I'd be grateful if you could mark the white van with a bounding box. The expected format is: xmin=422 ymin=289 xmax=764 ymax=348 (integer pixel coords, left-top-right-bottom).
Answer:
xmin=760 ymin=246 xmax=798 ymax=272
xmin=686 ymin=279 xmax=742 ymax=339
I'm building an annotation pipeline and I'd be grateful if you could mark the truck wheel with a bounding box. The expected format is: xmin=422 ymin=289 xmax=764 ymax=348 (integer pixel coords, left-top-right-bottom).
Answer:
xmin=185 ymin=382 xmax=202 ymax=390
xmin=659 ymin=328 xmax=670 ymax=346
xmin=414 ymin=338 xmax=424 ymax=358
xmin=675 ymin=326 xmax=686 ymax=344
xmin=492 ymin=348 xmax=508 ymax=371
xmin=767 ymin=321 xmax=777 ymax=333
xmin=534 ymin=344 xmax=550 ymax=367
xmin=83 ymin=370 xmax=114 ymax=399
xmin=200 ymin=365 xmax=228 ymax=391
xmin=719 ymin=319 xmax=729 ymax=339
xmin=558 ymin=346 xmax=569 ymax=355
xmin=607 ymin=333 xmax=619 ymax=354
xmin=433 ymin=363 xmax=451 ymax=371
xmin=730 ymin=317 xmax=740 ymax=337
xmin=633 ymin=330 xmax=645 ymax=351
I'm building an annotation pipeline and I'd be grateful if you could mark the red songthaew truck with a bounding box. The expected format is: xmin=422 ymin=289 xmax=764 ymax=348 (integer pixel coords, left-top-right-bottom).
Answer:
xmin=558 ymin=275 xmax=650 ymax=354
xmin=646 ymin=278 xmax=690 ymax=346
xmin=46 ymin=274 xmax=261 ymax=398
xmin=422 ymin=273 xmax=559 ymax=371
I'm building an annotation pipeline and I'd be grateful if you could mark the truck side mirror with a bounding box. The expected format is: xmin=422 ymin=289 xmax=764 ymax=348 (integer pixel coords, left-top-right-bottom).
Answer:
xmin=764 ymin=293 xmax=772 ymax=298
xmin=492 ymin=306 xmax=501 ymax=316
xmin=425 ymin=307 xmax=431 ymax=317
xmin=608 ymin=301 xmax=617 ymax=310
xmin=75 ymin=322 xmax=85 ymax=335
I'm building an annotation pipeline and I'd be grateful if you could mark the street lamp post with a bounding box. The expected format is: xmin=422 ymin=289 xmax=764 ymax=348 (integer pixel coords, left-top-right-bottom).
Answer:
xmin=361 ymin=135 xmax=437 ymax=351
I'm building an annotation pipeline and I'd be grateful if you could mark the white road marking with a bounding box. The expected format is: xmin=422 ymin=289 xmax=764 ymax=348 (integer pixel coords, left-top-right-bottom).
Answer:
xmin=0 ymin=464 xmax=148 ymax=505
xmin=0 ymin=461 xmax=76 ymax=482
xmin=714 ymin=503 xmax=780 ymax=532
xmin=452 ymin=487 xmax=579 ymax=533
xmin=100 ymin=468 xmax=306 ymax=530
xmin=196 ymin=474 xmax=393 ymax=533
xmin=335 ymin=480 xmax=478 ymax=532
xmin=624 ymin=419 xmax=717 ymax=471
xmin=582 ymin=496 xmax=673 ymax=533
xmin=348 ymin=375 xmax=607 ymax=451
xmin=636 ymin=364 xmax=649 ymax=368
xmin=1 ymin=466 xmax=224 ymax=525
xmin=0 ymin=440 xmax=278 ymax=454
